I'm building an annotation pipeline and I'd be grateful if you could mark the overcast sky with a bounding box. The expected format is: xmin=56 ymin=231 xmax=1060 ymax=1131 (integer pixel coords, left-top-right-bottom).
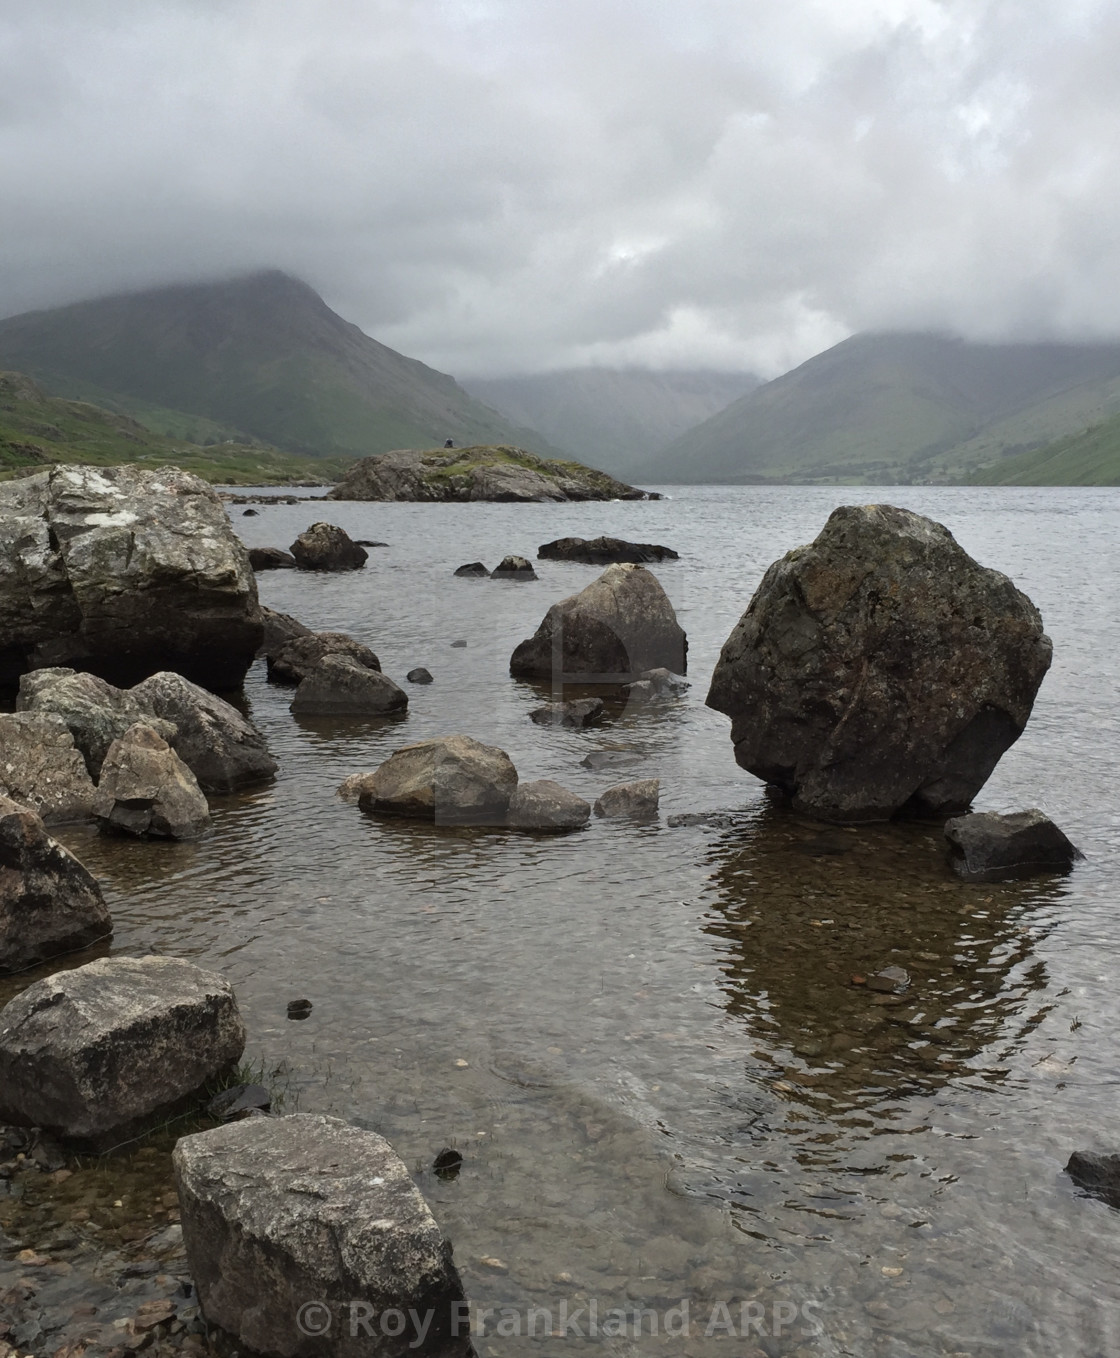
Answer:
xmin=2 ymin=0 xmax=1119 ymax=378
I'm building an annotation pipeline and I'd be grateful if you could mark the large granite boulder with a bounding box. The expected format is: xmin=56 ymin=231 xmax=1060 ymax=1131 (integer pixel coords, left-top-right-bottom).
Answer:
xmin=944 ymin=809 xmax=1082 ymax=881
xmin=509 ymin=564 xmax=687 ymax=683
xmin=0 ymin=955 xmax=244 ymax=1146
xmin=538 ymin=536 xmax=679 ymax=564
xmin=291 ymin=656 xmax=409 ymax=716
xmin=93 ymin=723 xmax=212 ymax=840
xmin=358 ymin=735 xmax=518 ymax=825
xmin=0 ymin=794 xmax=111 ymax=974
xmin=173 ymin=1114 xmax=473 ymax=1358
xmin=506 ymin=780 xmax=590 ymax=832
xmin=0 ymin=712 xmax=97 ymax=822
xmin=290 ymin=522 xmax=368 ymax=571
xmin=16 ymin=667 xmax=162 ymax=775
xmin=706 ymin=505 xmax=1053 ymax=822
xmin=267 ymin=631 xmax=381 ymax=686
xmin=0 ymin=465 xmax=262 ymax=690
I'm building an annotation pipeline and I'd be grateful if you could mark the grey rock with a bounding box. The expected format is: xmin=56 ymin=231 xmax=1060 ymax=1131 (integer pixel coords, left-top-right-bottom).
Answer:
xmin=0 ymin=712 xmax=97 ymax=822
xmin=207 ymin=1083 xmax=271 ymax=1119
xmin=507 ymin=780 xmax=590 ymax=832
xmin=358 ymin=735 xmax=518 ymax=825
xmin=0 ymin=955 xmax=244 ymax=1146
xmin=866 ymin=966 xmax=910 ymax=994
xmin=407 ymin=667 xmax=434 ymax=684
xmin=944 ymin=809 xmax=1082 ymax=881
xmin=510 ymin=563 xmax=687 ymax=682
xmin=537 ymin=536 xmax=679 ymax=564
xmin=453 ymin=562 xmax=489 ymax=577
xmin=0 ymin=793 xmax=111 ymax=974
xmin=267 ymin=631 xmax=381 ymax=685
xmin=641 ymin=667 xmax=690 ymax=696
xmin=173 ymin=1113 xmax=472 ymax=1358
xmin=242 ymin=508 xmax=259 ymax=517
xmin=290 ymin=522 xmax=368 ymax=571
xmin=580 ymin=749 xmax=645 ymax=772
xmin=666 ymin=810 xmax=740 ymax=829
xmin=491 ymin=555 xmax=536 ymax=579
xmin=529 ymin=698 xmax=604 ymax=728
xmin=621 ymin=679 xmax=656 ymax=703
xmin=17 ymin=667 xmax=168 ymax=776
xmin=258 ymin=605 xmax=311 ymax=660
xmin=248 ymin=546 xmax=297 ymax=570
xmin=1066 ymin=1152 xmax=1120 ymax=1210
xmin=593 ymin=779 xmax=660 ymax=819
xmin=291 ymin=655 xmax=409 ymax=716
xmin=337 ymin=772 xmax=376 ymax=805
xmin=0 ymin=465 xmax=262 ymax=690
xmin=706 ymin=504 xmax=1053 ymax=822
xmin=450 ymin=639 xmax=468 ymax=648
xmin=93 ymin=723 xmax=211 ymax=840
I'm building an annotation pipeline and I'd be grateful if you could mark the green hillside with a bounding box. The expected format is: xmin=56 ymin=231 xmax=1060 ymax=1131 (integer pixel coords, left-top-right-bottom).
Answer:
xmin=639 ymin=333 xmax=1120 ymax=484
xmin=0 ymin=370 xmax=346 ymax=484
xmin=0 ymin=271 xmax=550 ymax=461
xmin=969 ymin=412 xmax=1120 ymax=485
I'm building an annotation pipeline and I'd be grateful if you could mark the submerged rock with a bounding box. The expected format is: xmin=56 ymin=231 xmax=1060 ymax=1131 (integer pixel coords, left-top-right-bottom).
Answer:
xmin=529 ymin=698 xmax=604 ymax=728
xmin=0 ymin=712 xmax=97 ymax=823
xmin=93 ymin=723 xmax=212 ymax=840
xmin=706 ymin=504 xmax=1053 ymax=822
xmin=538 ymin=535 xmax=679 ymax=564
xmin=1066 ymin=1151 xmax=1120 ymax=1210
xmin=944 ymin=809 xmax=1082 ymax=881
xmin=358 ymin=735 xmax=518 ymax=825
xmin=491 ymin=555 xmax=536 ymax=579
xmin=173 ymin=1113 xmax=473 ymax=1357
xmin=267 ymin=631 xmax=381 ymax=685
xmin=507 ymin=780 xmax=590 ymax=832
xmin=0 ymin=955 xmax=244 ymax=1146
xmin=291 ymin=655 xmax=409 ymax=716
xmin=0 ymin=464 xmax=262 ymax=690
xmin=248 ymin=546 xmax=297 ymax=570
xmin=510 ymin=563 xmax=687 ymax=682
xmin=593 ymin=779 xmax=660 ymax=819
xmin=289 ymin=522 xmax=368 ymax=571
xmin=0 ymin=793 xmax=111 ymax=974
xmin=454 ymin=561 xmax=490 ymax=577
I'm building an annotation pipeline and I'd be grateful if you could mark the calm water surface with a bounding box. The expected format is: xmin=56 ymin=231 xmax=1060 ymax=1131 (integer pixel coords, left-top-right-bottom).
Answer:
xmin=5 ymin=485 xmax=1120 ymax=1356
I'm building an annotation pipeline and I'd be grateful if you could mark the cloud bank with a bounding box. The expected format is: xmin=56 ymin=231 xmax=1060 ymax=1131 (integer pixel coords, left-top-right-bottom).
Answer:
xmin=2 ymin=0 xmax=1119 ymax=377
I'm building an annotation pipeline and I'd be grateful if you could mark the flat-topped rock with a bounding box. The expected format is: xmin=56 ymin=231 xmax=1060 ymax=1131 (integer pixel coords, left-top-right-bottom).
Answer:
xmin=944 ymin=809 xmax=1082 ymax=881
xmin=358 ymin=735 xmax=518 ymax=825
xmin=538 ymin=536 xmax=679 ymax=564
xmin=507 ymin=780 xmax=590 ymax=832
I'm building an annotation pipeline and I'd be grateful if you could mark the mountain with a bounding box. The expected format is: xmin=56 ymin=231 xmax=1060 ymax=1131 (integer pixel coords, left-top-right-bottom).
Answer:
xmin=0 ymin=271 xmax=548 ymax=460
xmin=638 ymin=333 xmax=1120 ymax=484
xmin=463 ymin=367 xmax=758 ymax=475
xmin=970 ymin=411 xmax=1120 ymax=485
xmin=0 ymin=369 xmax=349 ymax=484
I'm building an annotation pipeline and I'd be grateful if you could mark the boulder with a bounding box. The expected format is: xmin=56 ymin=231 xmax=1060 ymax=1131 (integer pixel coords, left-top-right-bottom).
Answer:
xmin=337 ymin=772 xmax=376 ymax=805
xmin=706 ymin=505 xmax=1053 ymax=822
xmin=248 ymin=546 xmax=297 ymax=571
xmin=509 ymin=564 xmax=687 ymax=682
xmin=491 ymin=555 xmax=536 ymax=579
xmin=258 ymin=605 xmax=311 ymax=660
xmin=0 ymin=794 xmax=111 ymax=974
xmin=0 ymin=955 xmax=244 ymax=1146
xmin=358 ymin=735 xmax=518 ymax=825
xmin=93 ymin=723 xmax=212 ymax=840
xmin=242 ymin=508 xmax=259 ymax=517
xmin=641 ymin=667 xmax=690 ymax=697
xmin=1066 ymin=1152 xmax=1120 ymax=1210
xmin=0 ymin=712 xmax=97 ymax=822
xmin=0 ymin=465 xmax=262 ymax=690
xmin=529 ymin=698 xmax=604 ymax=728
xmin=944 ymin=809 xmax=1082 ymax=881
xmin=537 ymin=536 xmax=679 ymax=564
xmin=173 ymin=1114 xmax=473 ymax=1358
xmin=267 ymin=631 xmax=381 ymax=686
xmin=507 ymin=780 xmax=590 ymax=832
xmin=454 ymin=562 xmax=489 ymax=577
xmin=593 ymin=779 xmax=660 ymax=819
xmin=407 ymin=667 xmax=434 ymax=684
xmin=289 ymin=522 xmax=368 ymax=571
xmin=131 ymin=671 xmax=278 ymax=792
xmin=291 ymin=656 xmax=409 ymax=716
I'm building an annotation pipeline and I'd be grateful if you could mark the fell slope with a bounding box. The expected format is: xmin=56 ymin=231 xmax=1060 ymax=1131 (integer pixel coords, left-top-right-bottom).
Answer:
xmin=969 ymin=413 xmax=1120 ymax=485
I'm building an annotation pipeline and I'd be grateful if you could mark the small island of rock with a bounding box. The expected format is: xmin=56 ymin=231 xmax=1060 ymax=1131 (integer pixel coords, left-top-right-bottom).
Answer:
xmin=326 ymin=445 xmax=659 ymax=502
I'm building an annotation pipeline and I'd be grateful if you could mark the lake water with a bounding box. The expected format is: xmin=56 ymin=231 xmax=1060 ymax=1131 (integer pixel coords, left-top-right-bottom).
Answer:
xmin=5 ymin=484 xmax=1120 ymax=1356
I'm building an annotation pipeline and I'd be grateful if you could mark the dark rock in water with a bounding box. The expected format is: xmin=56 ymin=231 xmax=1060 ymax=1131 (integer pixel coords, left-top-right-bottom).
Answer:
xmin=267 ymin=631 xmax=381 ymax=685
xmin=353 ymin=539 xmax=387 ymax=547
xmin=289 ymin=521 xmax=368 ymax=571
xmin=538 ymin=535 xmax=679 ymax=564
xmin=359 ymin=734 xmax=518 ymax=825
xmin=944 ymin=809 xmax=1082 ymax=881
xmin=593 ymin=779 xmax=660 ymax=819
xmin=667 ymin=810 xmax=739 ymax=829
xmin=258 ymin=605 xmax=311 ymax=660
xmin=407 ymin=667 xmax=434 ymax=684
xmin=506 ymin=779 xmax=590 ymax=832
xmin=511 ymin=563 xmax=687 ymax=682
xmin=0 ymin=465 xmax=262 ymax=691
xmin=0 ymin=712 xmax=97 ymax=823
xmin=208 ymin=1083 xmax=271 ymax=1119
xmin=93 ymin=723 xmax=211 ymax=840
xmin=866 ymin=966 xmax=910 ymax=994
xmin=290 ymin=655 xmax=409 ymax=716
xmin=706 ymin=504 xmax=1053 ymax=823
xmin=248 ymin=546 xmax=297 ymax=571
xmin=450 ymin=639 xmax=468 ymax=648
xmin=242 ymin=508 xmax=258 ymax=517
xmin=287 ymin=998 xmax=313 ymax=1020
xmin=580 ymin=749 xmax=645 ymax=772
xmin=1066 ymin=1151 xmax=1120 ymax=1209
xmin=0 ymin=955 xmax=245 ymax=1147
xmin=492 ymin=555 xmax=537 ymax=579
xmin=173 ymin=1114 xmax=474 ymax=1357
xmin=529 ymin=698 xmax=603 ymax=728
xmin=433 ymin=1146 xmax=463 ymax=1180
xmin=0 ymin=794 xmax=112 ymax=974
xmin=454 ymin=561 xmax=490 ymax=577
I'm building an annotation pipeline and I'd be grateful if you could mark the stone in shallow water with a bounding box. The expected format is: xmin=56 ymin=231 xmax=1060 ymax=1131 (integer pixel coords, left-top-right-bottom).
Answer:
xmin=289 ymin=521 xmax=368 ymax=571
xmin=593 ymin=779 xmax=660 ymax=819
xmin=407 ymin=667 xmax=434 ymax=684
xmin=491 ymin=554 xmax=536 ymax=579
xmin=529 ymin=698 xmax=603 ymax=728
xmin=173 ymin=1113 xmax=473 ymax=1358
xmin=248 ymin=545 xmax=296 ymax=570
xmin=93 ymin=723 xmax=211 ymax=840
xmin=1066 ymin=1151 xmax=1120 ymax=1210
xmin=290 ymin=655 xmax=408 ymax=716
xmin=358 ymin=735 xmax=517 ymax=825
xmin=944 ymin=809 xmax=1081 ymax=881
xmin=507 ymin=779 xmax=590 ymax=832
xmin=453 ymin=562 xmax=489 ymax=577
xmin=537 ymin=535 xmax=679 ymax=564
xmin=268 ymin=631 xmax=382 ymax=686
